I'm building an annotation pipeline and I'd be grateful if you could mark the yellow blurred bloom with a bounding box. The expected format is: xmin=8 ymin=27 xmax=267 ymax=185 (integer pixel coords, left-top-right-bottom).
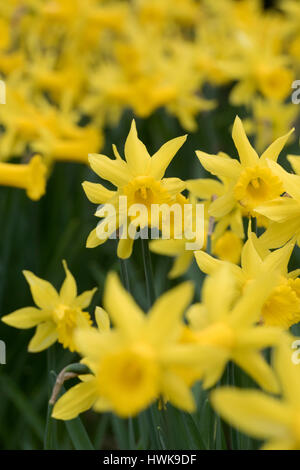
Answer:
xmin=185 ymin=265 xmax=282 ymax=392
xmin=211 ymin=338 xmax=300 ymax=450
xmin=0 ymin=154 xmax=47 ymax=201
xmin=2 ymin=261 xmax=97 ymax=352
xmin=52 ymin=272 xmax=203 ymax=419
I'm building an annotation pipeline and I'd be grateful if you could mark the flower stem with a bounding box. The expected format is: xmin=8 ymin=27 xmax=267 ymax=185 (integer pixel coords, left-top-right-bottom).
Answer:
xmin=44 ymin=346 xmax=57 ymax=450
xmin=141 ymin=238 xmax=156 ymax=307
xmin=119 ymin=258 xmax=131 ymax=293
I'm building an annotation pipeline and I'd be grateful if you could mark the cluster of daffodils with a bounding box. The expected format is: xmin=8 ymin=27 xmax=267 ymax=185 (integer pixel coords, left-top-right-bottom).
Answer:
xmin=1 ymin=0 xmax=300 ymax=202
xmin=3 ymin=115 xmax=300 ymax=450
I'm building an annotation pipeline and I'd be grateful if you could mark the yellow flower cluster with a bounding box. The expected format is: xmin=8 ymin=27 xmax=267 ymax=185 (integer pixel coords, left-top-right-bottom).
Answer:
xmin=1 ymin=0 xmax=300 ymax=201
xmin=2 ymin=0 xmax=300 ymax=451
xmin=2 ymin=113 xmax=300 ymax=450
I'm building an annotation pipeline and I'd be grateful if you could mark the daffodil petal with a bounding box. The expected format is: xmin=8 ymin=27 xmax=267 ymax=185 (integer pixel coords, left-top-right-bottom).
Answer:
xmin=60 ymin=260 xmax=77 ymax=304
xmin=28 ymin=322 xmax=58 ymax=352
xmin=161 ymin=371 xmax=195 ymax=413
xmin=82 ymin=181 xmax=115 ymax=204
xmin=232 ymin=116 xmax=259 ymax=167
xmin=23 ymin=270 xmax=59 ymax=310
xmin=52 ymin=379 xmax=98 ymax=420
xmin=88 ymin=153 xmax=131 ymax=188
xmin=2 ymin=307 xmax=50 ymax=329
xmin=124 ymin=120 xmax=150 ymax=176
xmin=150 ymin=135 xmax=187 ymax=180
xmin=260 ymin=129 xmax=294 ymax=163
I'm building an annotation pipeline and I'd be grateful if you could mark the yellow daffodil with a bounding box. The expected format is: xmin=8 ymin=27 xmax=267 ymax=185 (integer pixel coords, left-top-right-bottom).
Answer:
xmin=195 ymin=116 xmax=293 ymax=217
xmin=211 ymin=338 xmax=300 ymax=450
xmin=83 ymin=119 xmax=186 ymax=259
xmin=2 ymin=261 xmax=97 ymax=352
xmin=255 ymin=160 xmax=300 ymax=248
xmin=184 ymin=265 xmax=282 ymax=392
xmin=195 ymin=227 xmax=300 ymax=328
xmin=0 ymin=155 xmax=47 ymax=201
xmin=52 ymin=272 xmax=205 ymax=419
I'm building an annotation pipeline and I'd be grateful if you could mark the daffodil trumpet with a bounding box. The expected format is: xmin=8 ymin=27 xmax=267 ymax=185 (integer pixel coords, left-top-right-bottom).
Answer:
xmin=0 ymin=155 xmax=47 ymax=201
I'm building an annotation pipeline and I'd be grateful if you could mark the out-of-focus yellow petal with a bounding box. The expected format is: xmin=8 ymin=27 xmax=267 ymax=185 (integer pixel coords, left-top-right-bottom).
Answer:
xmin=233 ymin=351 xmax=279 ymax=393
xmin=117 ymin=237 xmax=134 ymax=259
xmin=168 ymin=252 xmax=193 ymax=279
xmin=232 ymin=116 xmax=259 ymax=167
xmin=86 ymin=228 xmax=105 ymax=248
xmin=2 ymin=307 xmax=50 ymax=329
xmin=161 ymin=371 xmax=195 ymax=413
xmin=259 ymin=219 xmax=300 ymax=249
xmin=104 ymin=272 xmax=144 ymax=340
xmin=28 ymin=321 xmax=58 ymax=352
xmin=95 ymin=306 xmax=110 ymax=332
xmin=150 ymin=135 xmax=187 ymax=180
xmin=287 ymin=154 xmax=300 ymax=176
xmin=274 ymin=339 xmax=300 ymax=408
xmin=150 ymin=239 xmax=185 ymax=256
xmin=186 ymin=178 xmax=223 ymax=199
xmin=23 ymin=270 xmax=59 ymax=310
xmin=211 ymin=387 xmax=291 ymax=440
xmin=52 ymin=379 xmax=98 ymax=420
xmin=209 ymin=191 xmax=236 ymax=217
xmin=147 ymin=282 xmax=194 ymax=345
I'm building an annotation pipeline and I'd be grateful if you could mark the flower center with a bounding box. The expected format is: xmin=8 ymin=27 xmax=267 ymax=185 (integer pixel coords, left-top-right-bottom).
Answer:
xmin=53 ymin=304 xmax=91 ymax=351
xmin=261 ymin=278 xmax=300 ymax=329
xmin=97 ymin=344 xmax=160 ymax=417
xmin=234 ymin=166 xmax=283 ymax=215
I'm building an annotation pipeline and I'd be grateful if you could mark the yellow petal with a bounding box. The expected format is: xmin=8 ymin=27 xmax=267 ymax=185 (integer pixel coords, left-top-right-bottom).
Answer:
xmin=186 ymin=178 xmax=224 ymax=199
xmin=95 ymin=306 xmax=110 ymax=332
xmin=259 ymin=219 xmax=300 ymax=249
xmin=150 ymin=239 xmax=185 ymax=256
xmin=209 ymin=190 xmax=236 ymax=217
xmin=52 ymin=379 xmax=98 ymax=420
xmin=86 ymin=228 xmax=105 ymax=248
xmin=124 ymin=120 xmax=150 ymax=176
xmin=195 ymin=151 xmax=240 ymax=180
xmin=74 ymin=287 xmax=97 ymax=309
xmin=161 ymin=371 xmax=195 ymax=413
xmin=117 ymin=237 xmax=134 ymax=259
xmin=150 ymin=135 xmax=187 ymax=180
xmin=60 ymin=260 xmax=77 ymax=304
xmin=74 ymin=328 xmax=111 ymax=363
xmin=233 ymin=351 xmax=279 ymax=393
xmin=23 ymin=270 xmax=59 ymax=310
xmin=274 ymin=339 xmax=300 ymax=408
xmin=241 ymin=233 xmax=263 ymax=278
xmin=103 ymin=272 xmax=144 ymax=340
xmin=82 ymin=181 xmax=115 ymax=204
xmin=267 ymin=160 xmax=300 ymax=201
xmin=211 ymin=387 xmax=291 ymax=440
xmin=147 ymin=282 xmax=194 ymax=345
xmin=260 ymin=129 xmax=294 ymax=163
xmin=88 ymin=153 xmax=131 ymax=188
xmin=2 ymin=307 xmax=50 ymax=329
xmin=232 ymin=116 xmax=259 ymax=167
xmin=168 ymin=252 xmax=193 ymax=279
xmin=287 ymin=154 xmax=300 ymax=176
xmin=28 ymin=322 xmax=58 ymax=352
xmin=255 ymin=197 xmax=300 ymax=223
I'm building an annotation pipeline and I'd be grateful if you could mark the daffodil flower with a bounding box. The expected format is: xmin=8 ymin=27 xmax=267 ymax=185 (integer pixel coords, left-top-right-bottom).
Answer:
xmin=255 ymin=159 xmax=300 ymax=248
xmin=211 ymin=338 xmax=300 ymax=450
xmin=185 ymin=265 xmax=282 ymax=392
xmin=52 ymin=272 xmax=206 ymax=419
xmin=82 ymin=119 xmax=186 ymax=259
xmin=195 ymin=116 xmax=293 ymax=217
xmin=2 ymin=261 xmax=97 ymax=352
xmin=195 ymin=227 xmax=300 ymax=328
xmin=0 ymin=155 xmax=47 ymax=201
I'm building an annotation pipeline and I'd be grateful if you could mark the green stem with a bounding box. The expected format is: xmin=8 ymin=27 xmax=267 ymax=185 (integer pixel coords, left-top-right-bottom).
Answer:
xmin=44 ymin=346 xmax=57 ymax=450
xmin=119 ymin=258 xmax=131 ymax=293
xmin=141 ymin=238 xmax=156 ymax=308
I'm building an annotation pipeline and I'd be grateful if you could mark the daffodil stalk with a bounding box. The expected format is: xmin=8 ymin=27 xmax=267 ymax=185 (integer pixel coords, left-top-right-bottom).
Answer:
xmin=141 ymin=237 xmax=156 ymax=308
